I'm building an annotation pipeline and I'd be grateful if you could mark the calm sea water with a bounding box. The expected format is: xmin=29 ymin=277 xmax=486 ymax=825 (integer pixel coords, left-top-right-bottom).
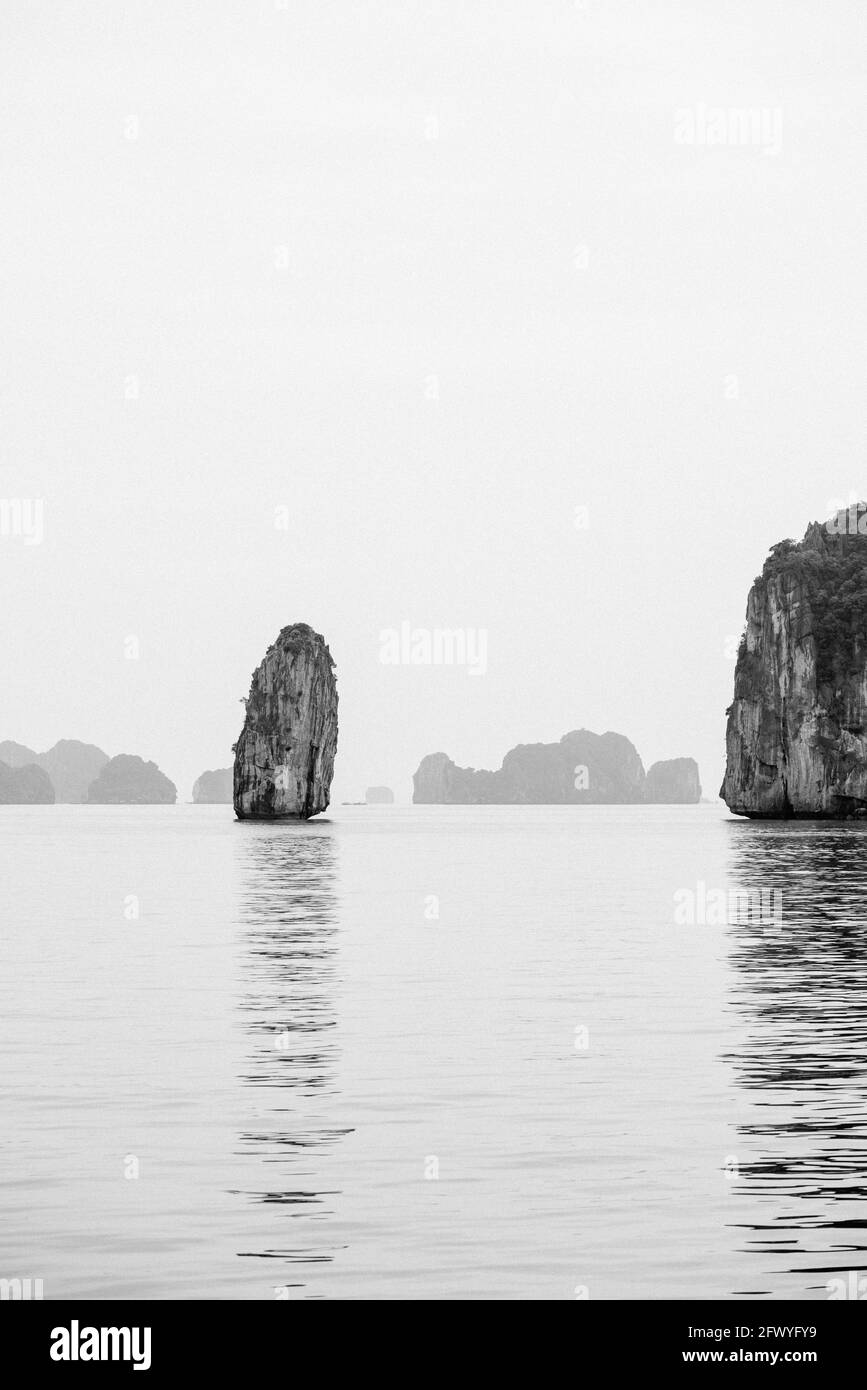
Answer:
xmin=1 ymin=803 xmax=866 ymax=1301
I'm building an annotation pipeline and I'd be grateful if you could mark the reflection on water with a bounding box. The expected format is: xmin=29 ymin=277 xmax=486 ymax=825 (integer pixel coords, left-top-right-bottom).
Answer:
xmin=11 ymin=802 xmax=867 ymax=1298
xmin=234 ymin=823 xmax=351 ymax=1285
xmin=725 ymin=821 xmax=867 ymax=1297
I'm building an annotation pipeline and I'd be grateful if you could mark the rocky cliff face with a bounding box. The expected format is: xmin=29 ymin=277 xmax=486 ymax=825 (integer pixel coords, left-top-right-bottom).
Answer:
xmin=193 ymin=768 xmax=233 ymax=803
xmin=86 ymin=755 xmax=177 ymax=804
xmin=722 ymin=514 xmax=867 ymax=817
xmin=413 ymin=730 xmax=697 ymax=804
xmin=233 ymin=624 xmax=338 ymax=820
xmin=646 ymin=758 xmax=702 ymax=804
xmin=0 ymin=760 xmax=55 ymax=804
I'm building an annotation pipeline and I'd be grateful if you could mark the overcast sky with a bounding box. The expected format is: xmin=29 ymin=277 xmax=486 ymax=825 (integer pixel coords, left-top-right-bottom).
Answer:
xmin=2 ymin=0 xmax=865 ymax=802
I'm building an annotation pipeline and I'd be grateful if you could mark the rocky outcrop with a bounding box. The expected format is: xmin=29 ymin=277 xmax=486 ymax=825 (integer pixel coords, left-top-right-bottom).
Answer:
xmin=646 ymin=758 xmax=702 ymax=804
xmin=192 ymin=768 xmax=233 ymax=803
xmin=722 ymin=512 xmax=867 ymax=817
xmin=233 ymin=623 xmax=338 ymax=820
xmin=413 ymin=730 xmax=684 ymax=804
xmin=0 ymin=760 xmax=55 ymax=804
xmin=37 ymin=740 xmax=109 ymax=802
xmin=365 ymin=786 xmax=394 ymax=804
xmin=86 ymin=755 xmax=177 ymax=804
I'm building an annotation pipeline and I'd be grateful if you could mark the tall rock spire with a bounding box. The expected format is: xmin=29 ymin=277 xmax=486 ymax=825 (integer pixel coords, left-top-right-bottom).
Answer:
xmin=233 ymin=624 xmax=338 ymax=820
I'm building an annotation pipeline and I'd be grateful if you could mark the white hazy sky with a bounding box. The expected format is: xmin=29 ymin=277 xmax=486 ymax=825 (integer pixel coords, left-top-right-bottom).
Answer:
xmin=1 ymin=0 xmax=865 ymax=802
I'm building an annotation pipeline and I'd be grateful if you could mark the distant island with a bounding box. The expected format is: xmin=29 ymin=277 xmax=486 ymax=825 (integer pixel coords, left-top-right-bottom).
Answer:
xmin=338 ymin=787 xmax=396 ymax=806
xmin=192 ymin=768 xmax=233 ymax=803
xmin=723 ymin=508 xmax=867 ymax=817
xmin=0 ymin=739 xmax=108 ymax=802
xmin=0 ymin=740 xmax=176 ymax=804
xmin=86 ymin=755 xmax=177 ymax=805
xmin=413 ymin=731 xmax=701 ymax=804
xmin=365 ymin=786 xmax=394 ymax=804
xmin=0 ymin=760 xmax=55 ymax=804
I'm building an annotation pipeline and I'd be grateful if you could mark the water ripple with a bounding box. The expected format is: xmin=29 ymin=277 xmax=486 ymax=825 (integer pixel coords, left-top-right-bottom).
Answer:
xmin=724 ymin=821 xmax=867 ymax=1292
xmin=234 ymin=823 xmax=351 ymax=1282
